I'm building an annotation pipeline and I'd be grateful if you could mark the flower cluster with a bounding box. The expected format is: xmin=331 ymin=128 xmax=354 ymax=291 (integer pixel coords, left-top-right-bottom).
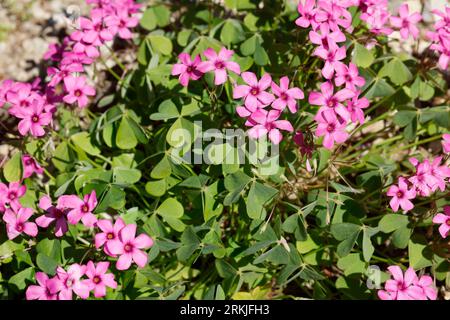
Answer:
xmin=387 ymin=155 xmax=449 ymax=214
xmin=295 ymin=0 xmax=369 ymax=149
xmin=26 ymin=261 xmax=117 ymax=300
xmin=378 ymin=266 xmax=437 ymax=300
xmin=0 ymin=0 xmax=141 ymax=137
xmin=427 ymin=7 xmax=450 ymax=70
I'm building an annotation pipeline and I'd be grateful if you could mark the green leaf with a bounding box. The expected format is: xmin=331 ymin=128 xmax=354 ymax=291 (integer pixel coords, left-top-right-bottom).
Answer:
xmin=331 ymin=223 xmax=362 ymax=257
xmin=52 ymin=141 xmax=75 ymax=172
xmin=240 ymin=35 xmax=258 ymax=56
xmin=364 ymin=78 xmax=395 ymax=99
xmin=379 ymin=58 xmax=412 ymax=85
xmin=148 ymin=35 xmax=173 ymax=56
xmin=393 ymin=108 xmax=418 ymax=128
xmin=392 ymin=225 xmax=412 ymax=249
xmin=254 ymin=44 xmax=269 ymax=66
xmin=352 ymin=43 xmax=374 ymax=68
xmin=220 ymin=19 xmax=245 ymax=45
xmin=362 ymin=228 xmax=374 ymax=262
xmin=8 ymin=267 xmax=34 ymax=290
xmin=71 ymin=132 xmax=101 ymax=156
xmin=116 ymin=117 xmax=138 ymax=149
xmin=145 ymin=179 xmax=167 ymax=197
xmin=36 ymin=253 xmax=58 ymax=275
xmin=3 ymin=152 xmax=23 ymax=182
xmin=246 ymin=182 xmax=278 ymax=220
xmin=113 ymin=168 xmax=141 ymax=185
xmin=151 ymin=156 xmax=172 ymax=179
xmin=157 ymin=197 xmax=184 ymax=218
xmin=140 ymin=5 xmax=170 ymax=30
xmin=409 ymin=236 xmax=433 ymax=269
xmin=379 ymin=214 xmax=409 ymax=233
xmin=150 ymin=99 xmax=180 ymax=121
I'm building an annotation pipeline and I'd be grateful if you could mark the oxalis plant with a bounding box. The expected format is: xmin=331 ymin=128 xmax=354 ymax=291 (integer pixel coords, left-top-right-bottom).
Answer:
xmin=0 ymin=0 xmax=449 ymax=301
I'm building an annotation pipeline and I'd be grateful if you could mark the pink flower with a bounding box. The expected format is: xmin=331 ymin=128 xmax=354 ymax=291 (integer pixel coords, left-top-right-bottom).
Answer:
xmin=416 ymin=274 xmax=438 ymax=300
xmin=432 ymin=205 xmax=450 ymax=238
xmin=408 ymin=160 xmax=437 ymax=197
xmin=309 ymin=23 xmax=346 ymax=50
xmin=26 ymin=272 xmax=62 ymax=300
xmin=36 ymin=195 xmax=69 ymax=237
xmin=84 ymin=261 xmax=117 ymax=298
xmin=390 ymin=4 xmax=422 ymax=40
xmin=378 ymin=266 xmax=430 ymax=300
xmin=57 ymin=190 xmax=98 ymax=227
xmin=386 ymin=177 xmax=416 ymax=212
xmin=315 ymin=109 xmax=349 ymax=149
xmin=346 ymin=94 xmax=369 ymax=124
xmin=56 ymin=264 xmax=90 ymax=300
xmin=334 ymin=63 xmax=366 ymax=91
xmin=5 ymin=82 xmax=39 ymax=109
xmin=233 ymin=72 xmax=275 ymax=111
xmin=0 ymin=182 xmax=26 ymax=210
xmin=95 ymin=218 xmax=126 ymax=256
xmin=318 ymin=1 xmax=353 ymax=32
xmin=71 ymin=31 xmax=101 ymax=58
xmin=171 ymin=53 xmax=203 ymax=87
xmin=63 ymin=76 xmax=96 ymax=108
xmin=295 ymin=0 xmax=326 ymax=29
xmin=442 ymin=133 xmax=450 ymax=153
xmin=47 ymin=63 xmax=84 ymax=87
xmin=427 ymin=156 xmax=450 ymax=192
xmin=13 ymin=99 xmax=52 ymax=137
xmin=247 ymin=109 xmax=294 ymax=144
xmin=197 ymin=47 xmax=241 ymax=85
xmin=270 ymin=76 xmax=304 ymax=113
xmin=309 ymin=82 xmax=354 ymax=121
xmin=313 ymin=43 xmax=347 ymax=79
xmin=78 ymin=9 xmax=115 ymax=45
xmin=106 ymin=224 xmax=154 ymax=270
xmin=3 ymin=205 xmax=38 ymax=240
xmin=105 ymin=10 xmax=139 ymax=39
xmin=22 ymin=154 xmax=44 ymax=179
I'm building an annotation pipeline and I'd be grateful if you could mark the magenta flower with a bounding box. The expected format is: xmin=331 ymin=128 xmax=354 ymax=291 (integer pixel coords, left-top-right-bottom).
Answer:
xmin=47 ymin=63 xmax=84 ymax=87
xmin=295 ymin=0 xmax=326 ymax=29
xmin=63 ymin=75 xmax=96 ymax=108
xmin=309 ymin=82 xmax=354 ymax=121
xmin=197 ymin=47 xmax=241 ymax=85
xmin=5 ymin=82 xmax=39 ymax=109
xmin=314 ymin=43 xmax=347 ymax=79
xmin=271 ymin=76 xmax=304 ymax=113
xmin=378 ymin=266 xmax=431 ymax=300
xmin=56 ymin=264 xmax=90 ymax=300
xmin=22 ymin=154 xmax=44 ymax=179
xmin=246 ymin=109 xmax=294 ymax=145
xmin=105 ymin=10 xmax=139 ymax=39
xmin=432 ymin=205 xmax=450 ymax=238
xmin=427 ymin=156 xmax=450 ymax=192
xmin=0 ymin=182 xmax=26 ymax=209
xmin=171 ymin=53 xmax=203 ymax=87
xmin=71 ymin=31 xmax=101 ymax=59
xmin=79 ymin=9 xmax=115 ymax=45
xmin=408 ymin=160 xmax=436 ymax=197
xmin=95 ymin=218 xmax=126 ymax=256
xmin=318 ymin=0 xmax=353 ymax=31
xmin=26 ymin=272 xmax=62 ymax=300
xmin=13 ymin=99 xmax=52 ymax=137
xmin=387 ymin=177 xmax=416 ymax=212
xmin=346 ymin=94 xmax=369 ymax=124
xmin=233 ymin=72 xmax=275 ymax=111
xmin=309 ymin=23 xmax=346 ymax=50
xmin=36 ymin=195 xmax=69 ymax=237
xmin=334 ymin=63 xmax=365 ymax=91
xmin=57 ymin=190 xmax=98 ymax=227
xmin=84 ymin=261 xmax=117 ymax=298
xmin=416 ymin=274 xmax=438 ymax=300
xmin=3 ymin=205 xmax=38 ymax=240
xmin=107 ymin=224 xmax=154 ymax=270
xmin=315 ymin=109 xmax=349 ymax=149
xmin=442 ymin=133 xmax=450 ymax=153
xmin=361 ymin=6 xmax=393 ymax=36
xmin=390 ymin=4 xmax=422 ymax=40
